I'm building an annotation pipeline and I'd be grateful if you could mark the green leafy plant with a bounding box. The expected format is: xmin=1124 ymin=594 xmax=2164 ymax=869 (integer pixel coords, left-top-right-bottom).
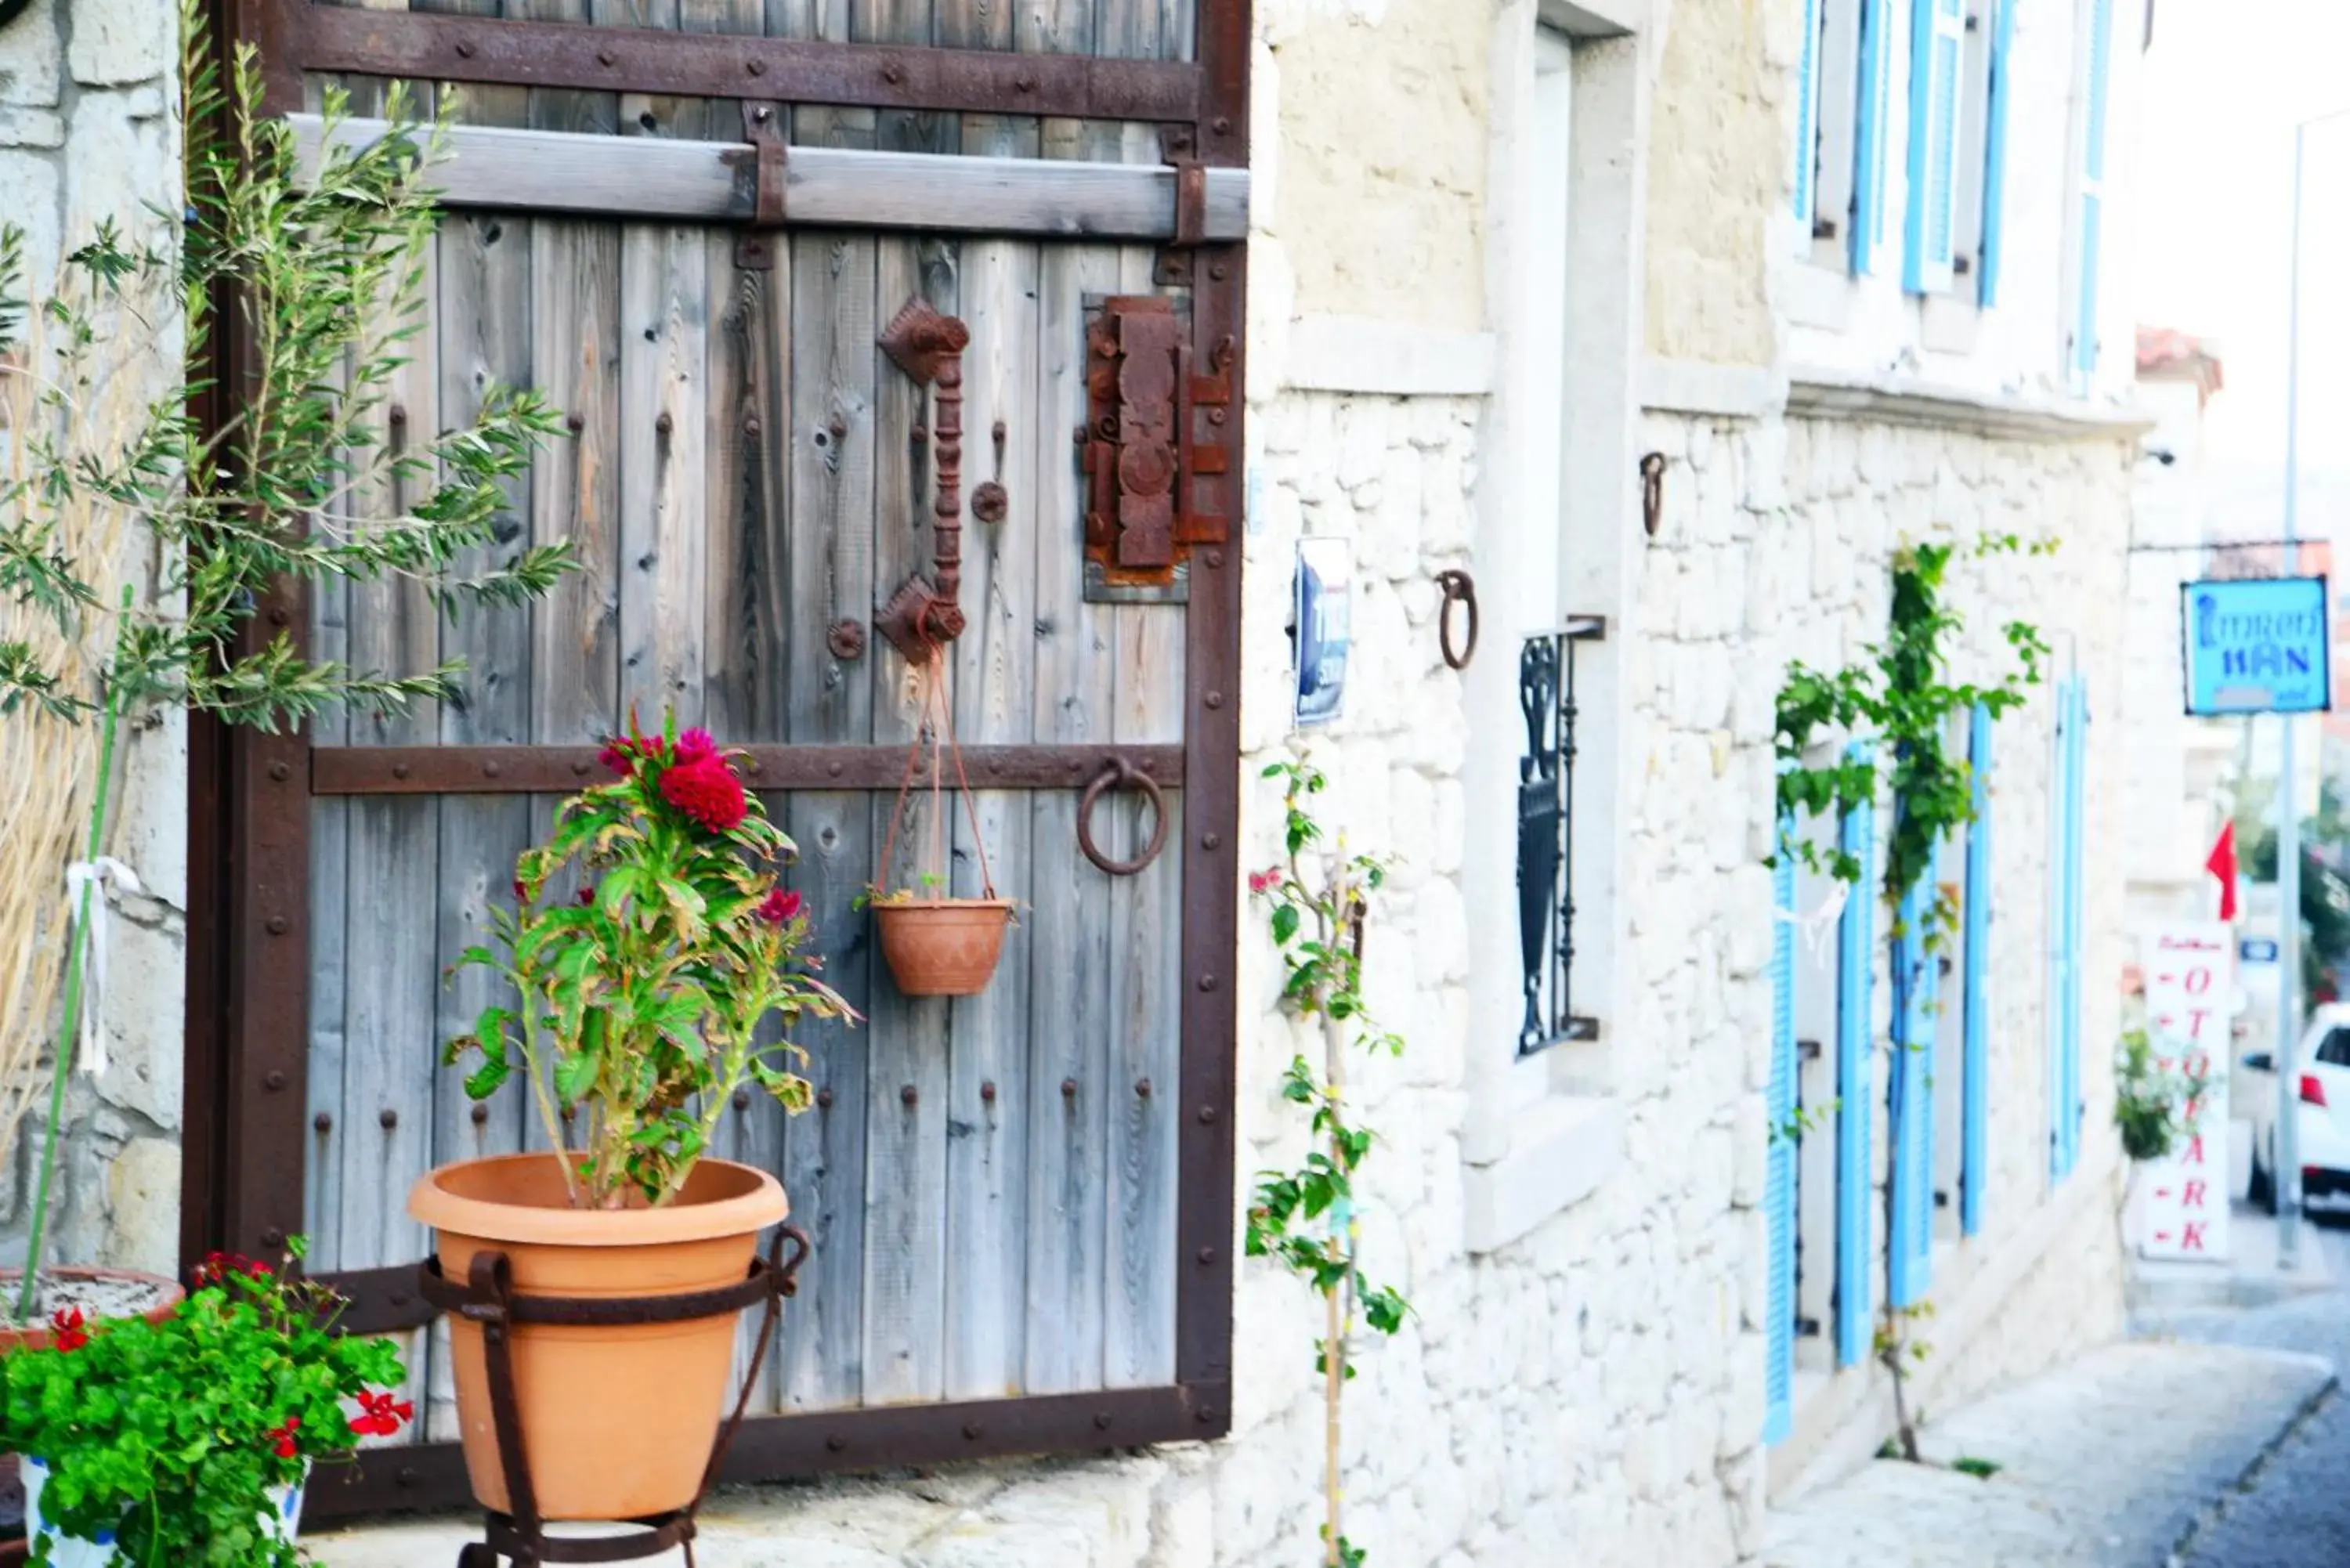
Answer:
xmin=444 ymin=712 xmax=853 ymax=1209
xmin=1950 ymin=1456 xmax=2003 ymax=1479
xmin=0 ymin=1241 xmax=410 ymax=1567
xmin=1775 ymin=537 xmax=2051 ymax=1464
xmin=2114 ymin=1024 xmax=2207 ymax=1163
xmin=1245 ymin=759 xmax=1410 ymax=1568
xmin=0 ymin=0 xmax=571 ymax=1322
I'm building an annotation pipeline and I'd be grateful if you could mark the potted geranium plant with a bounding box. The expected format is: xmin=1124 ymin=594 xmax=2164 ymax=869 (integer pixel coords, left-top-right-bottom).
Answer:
xmin=421 ymin=713 xmax=850 ymax=1522
xmin=0 ymin=1241 xmax=410 ymax=1566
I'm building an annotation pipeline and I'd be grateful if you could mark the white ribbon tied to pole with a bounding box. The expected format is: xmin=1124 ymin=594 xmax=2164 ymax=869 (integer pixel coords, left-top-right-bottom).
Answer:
xmin=1773 ymin=879 xmax=1849 ymax=965
xmin=62 ymin=857 xmax=143 ymax=1078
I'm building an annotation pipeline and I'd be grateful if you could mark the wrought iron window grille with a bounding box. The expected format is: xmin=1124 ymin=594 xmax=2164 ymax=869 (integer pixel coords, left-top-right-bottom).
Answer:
xmin=1516 ymin=616 xmax=1606 ymax=1056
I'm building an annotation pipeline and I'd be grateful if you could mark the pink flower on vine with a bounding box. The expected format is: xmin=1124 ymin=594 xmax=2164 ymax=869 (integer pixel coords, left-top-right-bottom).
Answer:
xmin=1247 ymin=865 xmax=1283 ymax=896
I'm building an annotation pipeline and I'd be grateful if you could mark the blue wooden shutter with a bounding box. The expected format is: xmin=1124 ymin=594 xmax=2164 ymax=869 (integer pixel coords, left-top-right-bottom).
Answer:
xmin=2073 ymin=0 xmax=2114 ymax=386
xmin=1889 ymin=843 xmax=1938 ymax=1306
xmin=1766 ymin=824 xmax=1799 ymax=1445
xmin=1853 ymin=0 xmax=1896 ymax=274
xmin=1835 ymin=753 xmax=1876 ymax=1368
xmin=1793 ymin=0 xmax=1825 ymax=253
xmin=1979 ymin=0 xmax=2018 ymax=305
xmin=1904 ymin=0 xmax=1968 ymax=293
xmin=1961 ymin=703 xmax=1993 ymax=1235
xmin=2050 ymin=677 xmax=2087 ymax=1179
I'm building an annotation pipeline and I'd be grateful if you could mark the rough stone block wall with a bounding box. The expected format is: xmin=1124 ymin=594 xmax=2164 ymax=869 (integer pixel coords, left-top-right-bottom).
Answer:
xmin=1638 ymin=405 xmax=2135 ymax=1497
xmin=0 ymin=0 xmax=185 ymax=1281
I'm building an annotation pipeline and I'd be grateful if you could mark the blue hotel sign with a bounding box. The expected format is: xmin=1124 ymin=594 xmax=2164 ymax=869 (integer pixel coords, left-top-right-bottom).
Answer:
xmin=2181 ymin=576 xmax=2332 ymax=715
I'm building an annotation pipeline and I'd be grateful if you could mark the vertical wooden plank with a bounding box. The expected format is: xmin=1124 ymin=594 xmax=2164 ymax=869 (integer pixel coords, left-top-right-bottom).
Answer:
xmin=1021 ymin=0 xmax=1090 ymax=52
xmin=617 ymin=222 xmax=710 ymax=728
xmin=521 ymin=0 xmax=622 ymax=746
xmin=1021 ymin=117 xmax=1123 ymax=1395
xmin=847 ymin=0 xmax=953 ymax=1411
xmin=938 ymin=226 xmax=1041 ymax=1400
xmin=1102 ymin=237 xmax=1184 ymax=1389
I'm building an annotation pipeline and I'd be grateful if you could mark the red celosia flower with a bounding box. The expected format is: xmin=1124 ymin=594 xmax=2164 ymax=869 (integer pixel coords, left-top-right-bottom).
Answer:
xmin=755 ymin=887 xmax=804 ymax=926
xmin=659 ymin=754 xmax=747 ymax=833
xmin=673 ymin=728 xmax=717 ymax=766
xmin=512 ymin=877 xmax=529 ymax=903
xmin=268 ymin=1415 xmax=302 ymax=1459
xmin=49 ymin=1307 xmax=87 ymax=1352
xmin=598 ymin=740 xmax=634 ymax=777
xmin=349 ymin=1389 xmax=414 ymax=1439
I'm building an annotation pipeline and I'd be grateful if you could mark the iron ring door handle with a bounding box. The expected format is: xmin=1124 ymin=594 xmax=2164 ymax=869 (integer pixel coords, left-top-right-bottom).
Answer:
xmin=1076 ymin=757 xmax=1170 ymax=876
xmin=1436 ymin=569 xmax=1478 ymax=670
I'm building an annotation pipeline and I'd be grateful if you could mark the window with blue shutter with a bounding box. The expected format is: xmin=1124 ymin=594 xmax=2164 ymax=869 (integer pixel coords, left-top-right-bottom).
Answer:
xmin=1904 ymin=0 xmax=1968 ymax=293
xmin=1794 ymin=0 xmax=1826 ymax=254
xmin=1852 ymin=0 xmax=1896 ymax=275
xmin=1835 ymin=754 xmax=1876 ymax=1367
xmin=1766 ymin=822 xmax=1799 ymax=1445
xmin=2051 ymin=677 xmax=2088 ymax=1180
xmin=1961 ymin=703 xmax=1993 ymax=1234
xmin=1979 ymin=0 xmax=2017 ymax=305
xmin=1889 ymin=842 xmax=1938 ymax=1306
xmin=2073 ymin=0 xmax=2114 ymax=387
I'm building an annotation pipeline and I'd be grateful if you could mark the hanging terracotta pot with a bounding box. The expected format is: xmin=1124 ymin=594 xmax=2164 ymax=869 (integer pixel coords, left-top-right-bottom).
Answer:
xmin=874 ymin=897 xmax=1017 ymax=996
xmin=871 ymin=657 xmax=1014 ymax=998
xmin=407 ymin=1151 xmax=787 ymax=1522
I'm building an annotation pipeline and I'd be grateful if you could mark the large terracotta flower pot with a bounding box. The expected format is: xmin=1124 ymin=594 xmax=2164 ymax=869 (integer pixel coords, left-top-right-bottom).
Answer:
xmin=407 ymin=1152 xmax=787 ymax=1521
xmin=874 ymin=898 xmax=1015 ymax=995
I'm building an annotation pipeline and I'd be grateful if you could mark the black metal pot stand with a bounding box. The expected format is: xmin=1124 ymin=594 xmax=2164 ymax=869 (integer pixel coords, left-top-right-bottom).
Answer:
xmin=419 ymin=1226 xmax=811 ymax=1567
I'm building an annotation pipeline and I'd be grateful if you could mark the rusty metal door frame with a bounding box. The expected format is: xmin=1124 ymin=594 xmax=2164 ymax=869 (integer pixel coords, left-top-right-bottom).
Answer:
xmin=186 ymin=0 xmax=1249 ymax=1515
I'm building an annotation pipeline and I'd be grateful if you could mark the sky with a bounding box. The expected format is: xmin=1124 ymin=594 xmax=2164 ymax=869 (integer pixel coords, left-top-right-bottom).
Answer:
xmin=2135 ymin=0 xmax=2350 ymax=475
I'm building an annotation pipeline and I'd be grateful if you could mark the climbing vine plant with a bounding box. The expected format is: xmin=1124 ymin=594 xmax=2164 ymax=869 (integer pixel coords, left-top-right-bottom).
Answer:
xmin=1246 ymin=760 xmax=1410 ymax=1568
xmin=1773 ymin=537 xmax=2052 ymax=1461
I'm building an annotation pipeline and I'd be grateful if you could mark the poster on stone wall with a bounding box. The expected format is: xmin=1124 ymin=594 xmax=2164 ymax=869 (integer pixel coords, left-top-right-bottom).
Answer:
xmin=1294 ymin=537 xmax=1351 ymax=727
xmin=2138 ymin=923 xmax=2234 ymax=1262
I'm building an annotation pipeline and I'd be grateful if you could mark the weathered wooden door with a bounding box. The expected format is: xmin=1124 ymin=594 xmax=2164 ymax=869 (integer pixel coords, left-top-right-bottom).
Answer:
xmin=194 ymin=0 xmax=1247 ymax=1512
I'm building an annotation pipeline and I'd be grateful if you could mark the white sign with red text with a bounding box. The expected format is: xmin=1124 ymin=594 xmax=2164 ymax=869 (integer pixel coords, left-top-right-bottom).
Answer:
xmin=2139 ymin=923 xmax=2232 ymax=1261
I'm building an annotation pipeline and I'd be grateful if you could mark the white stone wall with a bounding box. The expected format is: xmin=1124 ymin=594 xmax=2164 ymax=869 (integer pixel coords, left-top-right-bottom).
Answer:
xmin=0 ymin=0 xmax=187 ymax=1277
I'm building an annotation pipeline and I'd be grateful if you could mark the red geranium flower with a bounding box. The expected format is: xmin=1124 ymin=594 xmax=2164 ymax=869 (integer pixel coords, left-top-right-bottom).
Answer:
xmin=755 ymin=887 xmax=804 ymax=926
xmin=673 ymin=728 xmax=717 ymax=766
xmin=349 ymin=1389 xmax=414 ymax=1439
xmin=659 ymin=753 xmax=748 ymax=833
xmin=193 ymin=1251 xmax=271 ymax=1289
xmin=267 ymin=1415 xmax=302 ymax=1459
xmin=48 ymin=1307 xmax=87 ymax=1352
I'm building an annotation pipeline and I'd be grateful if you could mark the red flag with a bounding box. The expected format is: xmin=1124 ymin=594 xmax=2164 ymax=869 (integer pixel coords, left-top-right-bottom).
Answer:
xmin=2206 ymin=822 xmax=2240 ymax=922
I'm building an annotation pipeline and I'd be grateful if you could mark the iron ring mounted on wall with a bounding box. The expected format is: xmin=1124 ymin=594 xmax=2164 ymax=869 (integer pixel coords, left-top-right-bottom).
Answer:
xmin=1435 ymin=569 xmax=1479 ymax=670
xmin=1076 ymin=757 xmax=1169 ymax=876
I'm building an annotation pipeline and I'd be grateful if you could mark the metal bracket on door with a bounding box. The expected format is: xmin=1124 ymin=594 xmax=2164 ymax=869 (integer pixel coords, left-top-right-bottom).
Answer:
xmin=1080 ymin=294 xmax=1234 ymax=605
xmin=730 ymin=99 xmax=787 ymax=270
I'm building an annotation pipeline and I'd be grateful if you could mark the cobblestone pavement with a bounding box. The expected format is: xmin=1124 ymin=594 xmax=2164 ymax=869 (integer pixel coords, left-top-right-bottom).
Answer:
xmin=1759 ymin=1340 xmax=2333 ymax=1568
xmin=2140 ymin=1219 xmax=2350 ymax=1568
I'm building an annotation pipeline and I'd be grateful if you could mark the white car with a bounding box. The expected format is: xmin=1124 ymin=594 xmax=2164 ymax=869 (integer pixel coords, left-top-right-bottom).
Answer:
xmin=2239 ymin=1003 xmax=2350 ymax=1213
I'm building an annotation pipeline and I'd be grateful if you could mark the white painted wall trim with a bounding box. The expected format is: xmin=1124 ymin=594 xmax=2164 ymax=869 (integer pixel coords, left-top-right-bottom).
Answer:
xmin=1280 ymin=315 xmax=1499 ymax=397
xmin=1786 ymin=366 xmax=2158 ymax=442
xmin=1463 ymin=1095 xmax=1626 ymax=1254
xmin=1638 ymin=356 xmax=1781 ymax=420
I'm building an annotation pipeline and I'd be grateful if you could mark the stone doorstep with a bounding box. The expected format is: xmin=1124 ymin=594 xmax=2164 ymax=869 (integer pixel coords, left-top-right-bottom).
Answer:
xmin=1752 ymin=1341 xmax=2337 ymax=1568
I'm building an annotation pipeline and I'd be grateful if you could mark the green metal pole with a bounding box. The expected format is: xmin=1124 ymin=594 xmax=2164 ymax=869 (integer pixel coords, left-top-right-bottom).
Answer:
xmin=17 ymin=587 xmax=132 ymax=1324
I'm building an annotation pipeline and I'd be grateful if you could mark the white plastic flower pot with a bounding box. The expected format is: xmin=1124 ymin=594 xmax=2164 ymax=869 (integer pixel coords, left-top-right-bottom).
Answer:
xmin=20 ymin=1455 xmax=306 ymax=1565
